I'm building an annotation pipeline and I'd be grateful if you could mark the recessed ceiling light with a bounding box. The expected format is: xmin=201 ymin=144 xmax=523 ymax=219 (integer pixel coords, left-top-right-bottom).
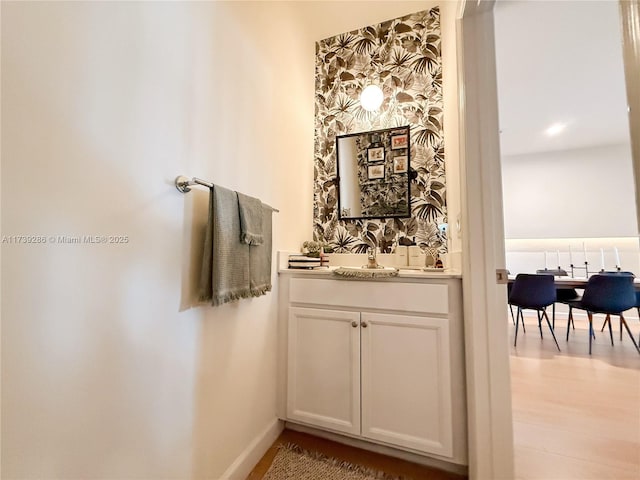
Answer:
xmin=545 ymin=123 xmax=566 ymax=136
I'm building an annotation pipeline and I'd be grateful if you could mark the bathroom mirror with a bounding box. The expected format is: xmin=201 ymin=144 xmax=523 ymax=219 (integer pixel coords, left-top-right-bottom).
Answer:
xmin=336 ymin=126 xmax=411 ymax=220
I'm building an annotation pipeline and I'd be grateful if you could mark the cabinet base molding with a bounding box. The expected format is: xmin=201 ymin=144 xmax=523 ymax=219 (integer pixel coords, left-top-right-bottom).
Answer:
xmin=284 ymin=421 xmax=468 ymax=477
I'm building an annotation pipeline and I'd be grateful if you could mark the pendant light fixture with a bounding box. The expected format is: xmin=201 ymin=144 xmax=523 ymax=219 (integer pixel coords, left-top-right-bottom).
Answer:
xmin=360 ymin=84 xmax=384 ymax=111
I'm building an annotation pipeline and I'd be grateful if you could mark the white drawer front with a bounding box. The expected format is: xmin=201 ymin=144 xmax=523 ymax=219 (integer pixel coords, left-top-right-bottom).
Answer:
xmin=289 ymin=278 xmax=449 ymax=315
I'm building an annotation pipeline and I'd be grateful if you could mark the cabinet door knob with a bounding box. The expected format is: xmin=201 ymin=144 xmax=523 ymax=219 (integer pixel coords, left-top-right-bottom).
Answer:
xmin=361 ymin=321 xmax=368 ymax=328
xmin=351 ymin=321 xmax=358 ymax=328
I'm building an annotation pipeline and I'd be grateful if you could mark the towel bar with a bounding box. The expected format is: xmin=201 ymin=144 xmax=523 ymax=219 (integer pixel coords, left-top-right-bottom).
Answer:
xmin=175 ymin=175 xmax=213 ymax=193
xmin=175 ymin=175 xmax=279 ymax=212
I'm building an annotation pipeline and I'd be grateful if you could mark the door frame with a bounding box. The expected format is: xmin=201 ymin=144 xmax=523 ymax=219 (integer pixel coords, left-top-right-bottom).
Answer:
xmin=619 ymin=0 xmax=640 ymax=231
xmin=456 ymin=1 xmax=515 ymax=479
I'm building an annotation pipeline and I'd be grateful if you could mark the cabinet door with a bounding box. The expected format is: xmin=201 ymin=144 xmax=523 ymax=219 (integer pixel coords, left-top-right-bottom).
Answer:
xmin=360 ymin=312 xmax=453 ymax=457
xmin=287 ymin=307 xmax=361 ymax=435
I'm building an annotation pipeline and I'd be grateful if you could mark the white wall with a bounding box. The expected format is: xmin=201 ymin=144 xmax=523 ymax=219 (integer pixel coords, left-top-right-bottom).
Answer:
xmin=501 ymin=143 xmax=638 ymax=239
xmin=1 ymin=2 xmax=314 ymax=478
xmin=504 ymin=237 xmax=640 ymax=277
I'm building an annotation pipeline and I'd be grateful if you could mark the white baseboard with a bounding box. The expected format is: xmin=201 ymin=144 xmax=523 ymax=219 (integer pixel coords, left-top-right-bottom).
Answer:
xmin=220 ymin=418 xmax=284 ymax=480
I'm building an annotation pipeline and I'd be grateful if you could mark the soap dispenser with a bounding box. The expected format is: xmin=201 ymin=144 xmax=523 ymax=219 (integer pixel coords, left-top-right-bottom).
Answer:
xmin=395 ymin=244 xmax=408 ymax=267
xmin=408 ymin=238 xmax=421 ymax=267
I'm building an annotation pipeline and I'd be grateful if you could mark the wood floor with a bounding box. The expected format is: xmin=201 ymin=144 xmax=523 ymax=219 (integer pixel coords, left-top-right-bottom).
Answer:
xmin=246 ymin=429 xmax=466 ymax=480
xmin=510 ymin=311 xmax=640 ymax=480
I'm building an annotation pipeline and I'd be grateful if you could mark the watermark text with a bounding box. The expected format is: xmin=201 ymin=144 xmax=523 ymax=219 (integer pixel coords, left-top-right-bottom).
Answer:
xmin=2 ymin=234 xmax=130 ymax=245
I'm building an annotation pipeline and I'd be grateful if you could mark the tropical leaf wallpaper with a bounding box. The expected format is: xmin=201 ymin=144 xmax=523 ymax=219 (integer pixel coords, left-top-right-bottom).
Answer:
xmin=313 ymin=7 xmax=447 ymax=255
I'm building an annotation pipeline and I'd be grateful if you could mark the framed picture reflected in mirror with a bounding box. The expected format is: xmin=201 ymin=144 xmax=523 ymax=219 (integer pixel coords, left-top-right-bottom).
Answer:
xmin=393 ymin=155 xmax=408 ymax=174
xmin=367 ymin=164 xmax=385 ymax=180
xmin=367 ymin=147 xmax=385 ymax=162
xmin=391 ymin=133 xmax=408 ymax=150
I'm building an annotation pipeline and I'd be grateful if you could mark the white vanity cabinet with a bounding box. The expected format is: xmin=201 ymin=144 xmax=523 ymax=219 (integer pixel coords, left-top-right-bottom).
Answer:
xmin=278 ymin=272 xmax=467 ymax=465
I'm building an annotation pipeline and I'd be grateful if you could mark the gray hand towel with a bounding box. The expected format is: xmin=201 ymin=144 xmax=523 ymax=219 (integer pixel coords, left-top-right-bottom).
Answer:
xmin=237 ymin=192 xmax=264 ymax=245
xmin=249 ymin=204 xmax=273 ymax=297
xmin=199 ymin=185 xmax=251 ymax=306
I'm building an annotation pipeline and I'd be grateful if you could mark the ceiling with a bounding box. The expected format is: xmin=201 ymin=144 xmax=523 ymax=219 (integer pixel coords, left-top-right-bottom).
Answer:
xmin=494 ymin=0 xmax=631 ymax=157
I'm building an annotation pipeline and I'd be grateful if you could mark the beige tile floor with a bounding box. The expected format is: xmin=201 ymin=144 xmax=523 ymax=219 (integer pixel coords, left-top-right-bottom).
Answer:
xmin=510 ymin=311 xmax=640 ymax=480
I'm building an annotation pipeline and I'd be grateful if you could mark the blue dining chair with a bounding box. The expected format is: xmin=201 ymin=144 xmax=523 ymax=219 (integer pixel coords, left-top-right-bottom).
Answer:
xmin=565 ymin=274 xmax=638 ymax=355
xmin=536 ymin=269 xmax=578 ymax=328
xmin=636 ymin=291 xmax=640 ymax=346
xmin=509 ymin=274 xmax=560 ymax=351
xmin=508 ymin=282 xmax=516 ymax=326
xmin=597 ymin=272 xmax=636 ymax=341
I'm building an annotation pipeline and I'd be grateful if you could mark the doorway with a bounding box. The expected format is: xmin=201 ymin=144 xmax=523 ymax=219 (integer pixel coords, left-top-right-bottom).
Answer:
xmin=494 ymin=2 xmax=640 ymax=479
xmin=457 ymin=1 xmax=640 ymax=479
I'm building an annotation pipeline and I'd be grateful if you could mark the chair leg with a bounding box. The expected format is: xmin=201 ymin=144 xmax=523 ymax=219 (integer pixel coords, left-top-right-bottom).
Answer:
xmin=619 ymin=314 xmax=640 ymax=354
xmin=600 ymin=315 xmax=609 ymax=332
xmin=566 ymin=306 xmax=572 ymax=342
xmin=542 ymin=309 xmax=561 ymax=352
xmin=587 ymin=313 xmax=595 ymax=340
xmin=552 ymin=303 xmax=556 ymax=330
xmin=619 ymin=316 xmax=623 ymax=342
xmin=603 ymin=311 xmax=626 ymax=341
xmin=514 ymin=307 xmax=521 ymax=347
xmin=537 ymin=309 xmax=544 ymax=339
xmin=519 ymin=307 xmax=526 ymax=333
xmin=587 ymin=312 xmax=594 ymax=355
xmin=509 ymin=304 xmax=515 ymax=325
xmin=606 ymin=313 xmax=614 ymax=346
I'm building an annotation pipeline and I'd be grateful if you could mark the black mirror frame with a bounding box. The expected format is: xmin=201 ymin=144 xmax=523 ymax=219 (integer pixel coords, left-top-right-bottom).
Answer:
xmin=335 ymin=126 xmax=412 ymax=221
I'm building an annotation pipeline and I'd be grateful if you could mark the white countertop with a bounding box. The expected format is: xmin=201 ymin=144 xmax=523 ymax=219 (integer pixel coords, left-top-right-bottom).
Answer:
xmin=278 ymin=265 xmax=462 ymax=279
xmin=277 ymin=251 xmax=462 ymax=279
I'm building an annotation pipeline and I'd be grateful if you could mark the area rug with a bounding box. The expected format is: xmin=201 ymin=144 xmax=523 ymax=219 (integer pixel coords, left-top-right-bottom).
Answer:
xmin=262 ymin=443 xmax=410 ymax=480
